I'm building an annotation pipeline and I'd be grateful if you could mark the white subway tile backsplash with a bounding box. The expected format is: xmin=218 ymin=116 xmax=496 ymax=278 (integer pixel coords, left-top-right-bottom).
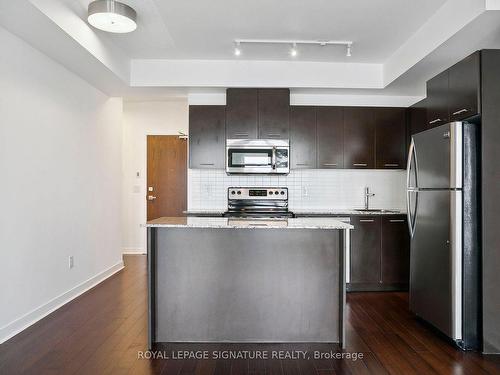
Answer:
xmin=188 ymin=169 xmax=406 ymax=211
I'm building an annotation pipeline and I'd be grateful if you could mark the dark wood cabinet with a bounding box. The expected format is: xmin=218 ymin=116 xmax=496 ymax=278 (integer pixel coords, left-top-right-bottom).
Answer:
xmin=343 ymin=107 xmax=375 ymax=168
xmin=258 ymin=89 xmax=290 ymax=139
xmin=225 ymin=88 xmax=258 ymax=139
xmin=381 ymin=216 xmax=410 ymax=285
xmin=426 ymin=70 xmax=450 ymax=128
xmin=350 ymin=216 xmax=381 ymax=284
xmin=317 ymin=107 xmax=344 ymax=168
xmin=189 ymin=106 xmax=226 ymax=169
xmin=448 ymin=52 xmax=481 ymax=121
xmin=290 ymin=106 xmax=317 ymax=169
xmin=408 ymin=99 xmax=428 ymax=137
xmin=375 ymin=108 xmax=407 ymax=169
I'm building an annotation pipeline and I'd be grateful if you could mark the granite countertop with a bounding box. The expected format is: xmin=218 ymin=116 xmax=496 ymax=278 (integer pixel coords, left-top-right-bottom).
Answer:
xmin=184 ymin=209 xmax=406 ymax=217
xmin=292 ymin=209 xmax=406 ymax=216
xmin=146 ymin=217 xmax=353 ymax=230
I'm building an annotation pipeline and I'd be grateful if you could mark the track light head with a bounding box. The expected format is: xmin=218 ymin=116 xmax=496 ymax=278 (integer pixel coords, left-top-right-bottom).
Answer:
xmin=346 ymin=44 xmax=352 ymax=57
xmin=290 ymin=43 xmax=298 ymax=57
xmin=234 ymin=41 xmax=241 ymax=56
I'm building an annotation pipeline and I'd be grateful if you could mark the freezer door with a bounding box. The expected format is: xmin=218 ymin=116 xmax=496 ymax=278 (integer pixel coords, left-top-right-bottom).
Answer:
xmin=410 ymin=190 xmax=462 ymax=340
xmin=412 ymin=122 xmax=462 ymax=189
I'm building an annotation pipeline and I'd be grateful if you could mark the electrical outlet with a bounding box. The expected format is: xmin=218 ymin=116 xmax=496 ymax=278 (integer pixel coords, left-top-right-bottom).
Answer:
xmin=69 ymin=256 xmax=74 ymax=269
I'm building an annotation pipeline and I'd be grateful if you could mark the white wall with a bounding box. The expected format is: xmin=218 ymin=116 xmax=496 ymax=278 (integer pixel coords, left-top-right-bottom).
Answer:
xmin=122 ymin=100 xmax=188 ymax=253
xmin=188 ymin=169 xmax=406 ymax=212
xmin=0 ymin=27 xmax=123 ymax=343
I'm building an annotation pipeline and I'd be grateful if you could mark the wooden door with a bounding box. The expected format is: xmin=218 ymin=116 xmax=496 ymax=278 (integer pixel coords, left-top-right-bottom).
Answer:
xmin=343 ymin=107 xmax=375 ymax=169
xmin=381 ymin=216 xmax=410 ymax=284
xmin=316 ymin=106 xmax=344 ymax=169
xmin=290 ymin=106 xmax=316 ymax=169
xmin=426 ymin=70 xmax=450 ymax=128
xmin=350 ymin=216 xmax=381 ymax=284
xmin=258 ymin=89 xmax=290 ymax=139
xmin=375 ymin=107 xmax=407 ymax=169
xmin=189 ymin=105 xmax=225 ymax=169
xmin=147 ymin=136 xmax=187 ymax=221
xmin=448 ymin=51 xmax=481 ymax=121
xmin=226 ymin=88 xmax=258 ymax=139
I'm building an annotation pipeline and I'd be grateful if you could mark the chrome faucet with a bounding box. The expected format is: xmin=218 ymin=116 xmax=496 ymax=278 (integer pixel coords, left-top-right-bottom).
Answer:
xmin=364 ymin=187 xmax=375 ymax=210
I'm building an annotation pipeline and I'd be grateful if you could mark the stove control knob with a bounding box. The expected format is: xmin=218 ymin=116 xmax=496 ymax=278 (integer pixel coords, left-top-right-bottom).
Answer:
xmin=237 ymin=191 xmax=241 ymax=195
xmin=280 ymin=191 xmax=285 ymax=195
xmin=275 ymin=191 xmax=279 ymax=195
xmin=231 ymin=191 xmax=236 ymax=195
xmin=269 ymin=191 xmax=273 ymax=195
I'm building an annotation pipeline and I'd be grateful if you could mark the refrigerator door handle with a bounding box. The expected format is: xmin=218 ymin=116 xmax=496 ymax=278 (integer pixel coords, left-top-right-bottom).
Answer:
xmin=406 ymin=138 xmax=417 ymax=190
xmin=406 ymin=190 xmax=418 ymax=238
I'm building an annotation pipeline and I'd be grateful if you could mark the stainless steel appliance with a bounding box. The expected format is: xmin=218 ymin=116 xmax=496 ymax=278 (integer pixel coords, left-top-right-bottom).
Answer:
xmin=224 ymin=187 xmax=294 ymax=218
xmin=226 ymin=139 xmax=289 ymax=174
xmin=406 ymin=121 xmax=480 ymax=350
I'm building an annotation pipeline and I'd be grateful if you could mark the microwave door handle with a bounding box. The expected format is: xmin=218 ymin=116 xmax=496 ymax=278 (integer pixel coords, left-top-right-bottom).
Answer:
xmin=272 ymin=147 xmax=277 ymax=170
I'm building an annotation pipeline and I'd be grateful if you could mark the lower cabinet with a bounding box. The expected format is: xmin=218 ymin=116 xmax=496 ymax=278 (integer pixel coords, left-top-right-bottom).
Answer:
xmin=348 ymin=215 xmax=409 ymax=291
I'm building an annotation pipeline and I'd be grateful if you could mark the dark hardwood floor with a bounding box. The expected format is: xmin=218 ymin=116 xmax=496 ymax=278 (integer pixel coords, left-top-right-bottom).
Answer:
xmin=1 ymin=255 xmax=499 ymax=375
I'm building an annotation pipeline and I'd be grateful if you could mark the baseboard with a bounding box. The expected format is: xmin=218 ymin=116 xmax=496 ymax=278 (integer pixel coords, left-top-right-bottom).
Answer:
xmin=0 ymin=260 xmax=124 ymax=344
xmin=123 ymin=247 xmax=145 ymax=255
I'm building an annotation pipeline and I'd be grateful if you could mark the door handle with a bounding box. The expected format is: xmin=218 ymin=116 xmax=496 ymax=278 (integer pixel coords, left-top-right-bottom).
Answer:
xmin=322 ymin=163 xmax=338 ymax=167
xmin=199 ymin=163 xmax=215 ymax=166
xmin=384 ymin=163 xmax=399 ymax=167
xmin=429 ymin=118 xmax=442 ymax=125
xmin=389 ymin=219 xmax=405 ymax=223
xmin=353 ymin=163 xmax=368 ymax=167
xmin=147 ymin=195 xmax=157 ymax=201
xmin=359 ymin=219 xmax=375 ymax=223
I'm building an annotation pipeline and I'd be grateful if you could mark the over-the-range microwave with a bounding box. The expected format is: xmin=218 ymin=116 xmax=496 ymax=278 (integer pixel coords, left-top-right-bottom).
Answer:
xmin=226 ymin=139 xmax=289 ymax=174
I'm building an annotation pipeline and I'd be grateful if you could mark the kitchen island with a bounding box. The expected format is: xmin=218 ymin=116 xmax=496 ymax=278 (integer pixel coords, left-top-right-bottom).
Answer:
xmin=146 ymin=217 xmax=352 ymax=348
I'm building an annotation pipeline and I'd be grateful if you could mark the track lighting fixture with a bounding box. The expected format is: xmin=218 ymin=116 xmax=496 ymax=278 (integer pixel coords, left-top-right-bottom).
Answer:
xmin=233 ymin=39 xmax=353 ymax=58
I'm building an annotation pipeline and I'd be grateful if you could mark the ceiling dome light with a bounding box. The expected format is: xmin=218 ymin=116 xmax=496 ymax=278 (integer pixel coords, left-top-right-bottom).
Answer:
xmin=88 ymin=0 xmax=137 ymax=33
xmin=290 ymin=43 xmax=298 ymax=57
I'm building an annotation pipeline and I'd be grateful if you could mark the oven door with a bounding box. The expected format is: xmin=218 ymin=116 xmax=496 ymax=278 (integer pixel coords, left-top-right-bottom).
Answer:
xmin=226 ymin=147 xmax=289 ymax=174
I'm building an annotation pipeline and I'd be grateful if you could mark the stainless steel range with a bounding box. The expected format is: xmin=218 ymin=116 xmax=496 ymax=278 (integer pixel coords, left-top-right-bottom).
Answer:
xmin=224 ymin=187 xmax=294 ymax=218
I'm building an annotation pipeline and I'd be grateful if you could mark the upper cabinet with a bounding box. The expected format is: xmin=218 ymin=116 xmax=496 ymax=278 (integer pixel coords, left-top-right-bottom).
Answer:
xmin=343 ymin=107 xmax=375 ymax=169
xmin=425 ymin=51 xmax=482 ymax=128
xmin=225 ymin=88 xmax=258 ymax=139
xmin=375 ymin=108 xmax=407 ymax=169
xmin=189 ymin=106 xmax=226 ymax=169
xmin=426 ymin=70 xmax=450 ymax=128
xmin=225 ymin=88 xmax=290 ymax=140
xmin=408 ymin=99 xmax=428 ymax=137
xmin=290 ymin=106 xmax=317 ymax=169
xmin=258 ymin=89 xmax=290 ymax=139
xmin=317 ymin=107 xmax=344 ymax=169
xmin=448 ymin=52 xmax=481 ymax=121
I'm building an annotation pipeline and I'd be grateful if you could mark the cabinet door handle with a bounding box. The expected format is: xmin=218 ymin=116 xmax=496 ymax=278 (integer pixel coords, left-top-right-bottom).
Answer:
xmin=359 ymin=219 xmax=375 ymax=223
xmin=452 ymin=108 xmax=468 ymax=116
xmin=267 ymin=133 xmax=281 ymax=138
xmin=234 ymin=133 xmax=249 ymax=137
xmin=389 ymin=219 xmax=405 ymax=223
xmin=199 ymin=163 xmax=215 ymax=166
xmin=429 ymin=118 xmax=442 ymax=125
xmin=384 ymin=163 xmax=399 ymax=167
xmin=296 ymin=163 xmax=310 ymax=166
xmin=353 ymin=163 xmax=368 ymax=167
xmin=323 ymin=163 xmax=338 ymax=167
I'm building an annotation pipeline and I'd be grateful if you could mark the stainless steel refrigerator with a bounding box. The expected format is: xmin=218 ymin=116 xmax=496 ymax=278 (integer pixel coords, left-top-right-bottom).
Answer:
xmin=406 ymin=121 xmax=481 ymax=350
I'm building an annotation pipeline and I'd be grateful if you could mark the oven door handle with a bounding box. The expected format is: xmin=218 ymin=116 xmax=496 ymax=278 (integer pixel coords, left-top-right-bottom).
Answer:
xmin=272 ymin=147 xmax=277 ymax=170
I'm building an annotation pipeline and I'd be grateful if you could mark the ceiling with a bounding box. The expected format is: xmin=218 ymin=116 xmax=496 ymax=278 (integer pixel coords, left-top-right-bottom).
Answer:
xmin=92 ymin=0 xmax=448 ymax=63
xmin=2 ymin=0 xmax=500 ymax=103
